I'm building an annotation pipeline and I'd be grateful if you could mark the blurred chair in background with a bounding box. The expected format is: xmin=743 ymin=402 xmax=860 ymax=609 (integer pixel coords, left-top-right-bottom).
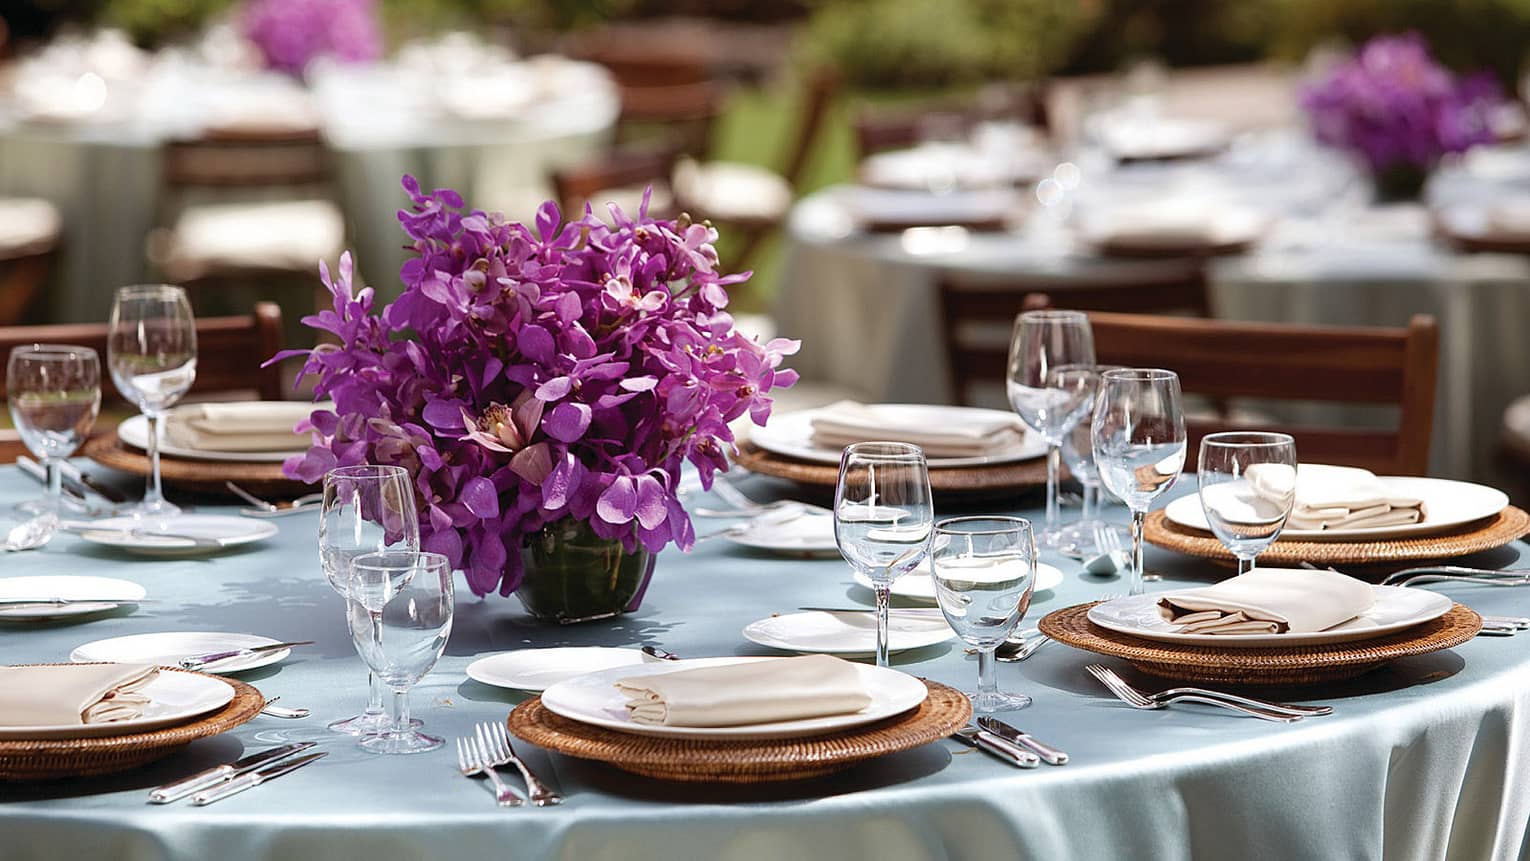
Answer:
xmin=852 ymin=82 xmax=1050 ymax=159
xmin=0 ymin=197 xmax=62 ymax=326
xmin=551 ymin=145 xmax=681 ymax=221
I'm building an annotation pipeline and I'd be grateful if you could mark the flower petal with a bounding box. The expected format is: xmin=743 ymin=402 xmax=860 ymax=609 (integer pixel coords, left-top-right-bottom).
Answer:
xmin=543 ymin=401 xmax=592 ymax=443
xmin=595 ymin=475 xmax=637 ymax=524
xmin=461 ymin=476 xmax=500 ymax=519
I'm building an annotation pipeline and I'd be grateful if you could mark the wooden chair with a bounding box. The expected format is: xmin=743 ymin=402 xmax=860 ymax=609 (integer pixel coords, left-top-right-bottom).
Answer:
xmin=0 ymin=198 xmax=62 ymax=325
xmin=551 ymin=146 xmax=681 ymax=221
xmin=936 ymin=262 xmax=1213 ymax=405
xmin=852 ymin=83 xmax=1049 ymax=159
xmin=0 ymin=302 xmax=286 ymax=461
xmin=1081 ymin=311 xmax=1439 ymax=476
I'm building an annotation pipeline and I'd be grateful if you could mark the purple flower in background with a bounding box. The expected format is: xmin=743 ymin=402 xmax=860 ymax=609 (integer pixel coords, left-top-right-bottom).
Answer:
xmin=241 ymin=0 xmax=383 ymax=75
xmin=1301 ymin=32 xmax=1500 ymax=175
xmin=271 ymin=180 xmax=799 ymax=597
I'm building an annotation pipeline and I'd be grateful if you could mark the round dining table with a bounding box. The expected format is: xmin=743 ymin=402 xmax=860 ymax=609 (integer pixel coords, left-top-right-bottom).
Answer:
xmin=2 ymin=464 xmax=1528 ymax=860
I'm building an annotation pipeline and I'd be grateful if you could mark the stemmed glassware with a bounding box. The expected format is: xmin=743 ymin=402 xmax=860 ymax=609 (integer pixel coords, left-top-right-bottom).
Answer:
xmin=1091 ymin=368 xmax=1186 ymax=595
xmin=1197 ymin=432 xmax=1297 ymax=575
xmin=1006 ymin=310 xmax=1096 ymax=550
xmin=107 ymin=285 xmax=196 ymax=518
xmin=930 ymin=516 xmax=1037 ymax=713
xmin=319 ymin=465 xmax=421 ymax=736
xmin=834 ymin=442 xmax=934 ymax=668
xmin=347 ymin=550 xmax=454 ymax=754
xmin=7 ymin=345 xmax=101 ymax=516
xmin=1049 ymin=363 xmax=1127 ymax=558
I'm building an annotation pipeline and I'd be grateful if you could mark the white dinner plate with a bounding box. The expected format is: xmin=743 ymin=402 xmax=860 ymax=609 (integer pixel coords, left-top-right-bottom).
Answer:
xmin=73 ymin=515 xmax=279 ymax=555
xmin=1163 ymin=477 xmax=1509 ymax=541
xmin=70 ymin=632 xmax=293 ymax=675
xmin=742 ymin=610 xmax=955 ymax=657
xmin=539 ymin=656 xmax=929 ymax=740
xmin=748 ymin=405 xmax=1047 ymax=468
xmin=0 ymin=671 xmax=234 ymax=740
xmin=0 ymin=576 xmax=146 ymax=620
xmin=724 ymin=510 xmax=838 ymax=554
xmin=854 ymin=561 xmax=1064 ymax=603
xmin=466 ymin=647 xmax=648 ymax=693
xmin=117 ymin=415 xmax=304 ymax=463
xmin=1086 ymin=584 xmax=1453 ymax=648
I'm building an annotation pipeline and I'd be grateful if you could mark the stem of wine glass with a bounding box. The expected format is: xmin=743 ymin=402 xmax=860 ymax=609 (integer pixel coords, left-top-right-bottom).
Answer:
xmin=388 ymin=687 xmax=411 ymax=740
xmin=1237 ymin=554 xmax=1255 ymax=575
xmin=1129 ymin=509 xmax=1147 ymax=596
xmin=1080 ymin=482 xmax=1097 ymax=526
xmin=976 ymin=647 xmax=997 ymax=697
xmin=874 ymin=578 xmax=891 ymax=668
xmin=1044 ymin=443 xmax=1061 ymax=534
xmin=43 ymin=457 xmax=63 ymax=513
xmin=143 ymin=410 xmax=166 ymax=511
xmin=366 ymin=672 xmax=386 ymax=720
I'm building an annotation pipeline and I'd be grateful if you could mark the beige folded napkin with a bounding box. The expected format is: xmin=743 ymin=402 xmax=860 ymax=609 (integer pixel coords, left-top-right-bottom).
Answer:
xmin=1157 ymin=569 xmax=1376 ymax=635
xmin=0 ymin=664 xmax=159 ymax=727
xmin=614 ymin=655 xmax=873 ymax=727
xmin=808 ymin=401 xmax=1025 ymax=458
xmin=163 ymin=402 xmax=319 ymax=452
xmin=1247 ymin=463 xmax=1425 ymax=530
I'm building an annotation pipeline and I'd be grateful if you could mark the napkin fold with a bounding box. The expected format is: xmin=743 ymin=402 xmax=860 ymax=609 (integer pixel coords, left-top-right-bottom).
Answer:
xmin=163 ymin=402 xmax=318 ymax=452
xmin=0 ymin=664 xmax=159 ymax=727
xmin=1246 ymin=463 xmax=1425 ymax=530
xmin=1157 ymin=569 xmax=1376 ymax=635
xmin=808 ymin=401 xmax=1025 ymax=457
xmin=614 ymin=655 xmax=873 ymax=727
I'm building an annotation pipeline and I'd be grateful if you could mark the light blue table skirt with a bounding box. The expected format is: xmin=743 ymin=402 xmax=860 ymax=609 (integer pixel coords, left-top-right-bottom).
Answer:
xmin=2 ymin=468 xmax=1528 ymax=861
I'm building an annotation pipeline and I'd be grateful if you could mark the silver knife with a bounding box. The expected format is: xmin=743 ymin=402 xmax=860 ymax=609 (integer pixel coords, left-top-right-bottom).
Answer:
xmin=148 ymin=742 xmax=316 ymax=804
xmin=178 ymin=641 xmax=315 ymax=670
xmin=190 ymin=751 xmax=327 ymax=806
xmin=0 ymin=596 xmax=152 ymax=607
xmin=15 ymin=456 xmax=91 ymax=503
xmin=60 ymin=460 xmax=129 ymax=504
xmin=952 ymin=725 xmax=1039 ymax=768
xmin=797 ymin=606 xmax=947 ymax=619
xmin=978 ymin=717 xmax=1070 ymax=765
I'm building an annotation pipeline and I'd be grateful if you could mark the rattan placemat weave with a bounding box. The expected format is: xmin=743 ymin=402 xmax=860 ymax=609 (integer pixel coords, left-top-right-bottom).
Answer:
xmin=733 ymin=442 xmax=1046 ymax=500
xmin=1143 ymin=506 xmax=1530 ymax=568
xmin=1038 ymin=602 xmax=1482 ymax=686
xmin=84 ymin=431 xmax=315 ymax=498
xmin=508 ymin=678 xmax=971 ymax=783
xmin=0 ymin=667 xmax=265 ymax=781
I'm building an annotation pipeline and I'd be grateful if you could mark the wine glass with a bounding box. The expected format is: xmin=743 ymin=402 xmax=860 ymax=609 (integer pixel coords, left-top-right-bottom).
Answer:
xmin=319 ymin=464 xmax=421 ymax=735
xmin=930 ymin=516 xmax=1037 ymax=713
xmin=1197 ymin=432 xmax=1297 ymax=574
xmin=1052 ymin=364 xmax=1129 ymax=557
xmin=7 ymin=345 xmax=101 ymax=516
xmin=1091 ymin=368 xmax=1186 ymax=596
xmin=347 ymin=550 xmax=453 ymax=755
xmin=834 ymin=442 xmax=934 ymax=668
xmin=1006 ymin=310 xmax=1096 ymax=550
xmin=107 ymin=284 xmax=196 ymax=518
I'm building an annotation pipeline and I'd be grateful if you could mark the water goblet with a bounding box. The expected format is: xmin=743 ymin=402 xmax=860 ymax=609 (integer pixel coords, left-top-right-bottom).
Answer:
xmin=347 ymin=550 xmax=453 ymax=754
xmin=1092 ymin=368 xmax=1186 ymax=595
xmin=7 ymin=345 xmax=100 ymax=516
xmin=1197 ymin=432 xmax=1297 ymax=574
xmin=1050 ymin=364 xmax=1129 ymax=557
xmin=1006 ymin=310 xmax=1096 ymax=550
xmin=319 ymin=464 xmax=421 ymax=735
xmin=107 ymin=285 xmax=196 ymax=518
xmin=930 ymin=516 xmax=1037 ymax=713
xmin=834 ymin=442 xmax=934 ymax=668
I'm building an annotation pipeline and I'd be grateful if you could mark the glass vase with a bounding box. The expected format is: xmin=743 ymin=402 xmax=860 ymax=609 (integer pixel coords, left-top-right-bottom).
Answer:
xmin=516 ymin=518 xmax=656 ymax=624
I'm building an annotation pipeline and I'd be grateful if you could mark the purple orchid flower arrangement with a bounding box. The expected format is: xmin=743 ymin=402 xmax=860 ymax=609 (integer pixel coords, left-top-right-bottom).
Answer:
xmin=241 ymin=0 xmax=383 ymax=76
xmin=1301 ymin=33 xmax=1499 ymax=177
xmin=274 ymin=177 xmax=799 ymax=598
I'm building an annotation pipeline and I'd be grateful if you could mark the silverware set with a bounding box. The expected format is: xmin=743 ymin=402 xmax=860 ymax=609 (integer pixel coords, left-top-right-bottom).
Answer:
xmin=177 ymin=640 xmax=315 ymax=671
xmin=225 ymin=482 xmax=324 ymax=518
xmin=456 ymin=721 xmax=562 ymax=807
xmin=148 ymin=742 xmax=324 ymax=805
xmin=953 ymin=717 xmax=1069 ymax=769
xmin=1085 ymin=664 xmax=1331 ymax=722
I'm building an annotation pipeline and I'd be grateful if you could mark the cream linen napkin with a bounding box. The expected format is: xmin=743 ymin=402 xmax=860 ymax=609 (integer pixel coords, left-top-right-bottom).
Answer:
xmin=163 ymin=402 xmax=319 ymax=452
xmin=1247 ymin=463 xmax=1425 ymax=530
xmin=1157 ymin=569 xmax=1376 ymax=635
xmin=0 ymin=664 xmax=159 ymax=726
xmin=808 ymin=401 xmax=1025 ymax=458
xmin=615 ymin=655 xmax=873 ymax=727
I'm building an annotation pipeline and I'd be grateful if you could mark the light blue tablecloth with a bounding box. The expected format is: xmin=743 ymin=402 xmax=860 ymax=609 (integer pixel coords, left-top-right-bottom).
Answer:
xmin=2 ymin=468 xmax=1528 ymax=861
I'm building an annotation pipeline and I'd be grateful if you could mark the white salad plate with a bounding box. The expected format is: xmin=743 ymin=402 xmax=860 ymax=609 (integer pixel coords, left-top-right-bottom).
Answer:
xmin=748 ymin=404 xmax=1046 ymax=468
xmin=466 ymin=647 xmax=648 ymax=693
xmin=73 ymin=515 xmax=278 ymax=555
xmin=723 ymin=510 xmax=838 ymax=554
xmin=0 ymin=576 xmax=147 ymax=620
xmin=742 ymin=611 xmax=955 ymax=657
xmin=70 ymin=632 xmax=293 ymax=675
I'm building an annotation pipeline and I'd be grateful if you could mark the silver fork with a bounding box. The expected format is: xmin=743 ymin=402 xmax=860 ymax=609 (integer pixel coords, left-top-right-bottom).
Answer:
xmin=1379 ymin=565 xmax=1530 ymax=586
xmin=1093 ymin=666 xmax=1333 ymax=716
xmin=479 ymin=721 xmax=562 ymax=806
xmin=1084 ymin=664 xmax=1302 ymax=722
xmin=457 ymin=736 xmax=522 ymax=807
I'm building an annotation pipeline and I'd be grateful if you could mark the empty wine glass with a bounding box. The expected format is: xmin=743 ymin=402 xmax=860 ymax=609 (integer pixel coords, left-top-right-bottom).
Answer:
xmin=347 ymin=550 xmax=453 ymax=755
xmin=1052 ymin=364 xmax=1129 ymax=557
xmin=834 ymin=442 xmax=934 ymax=668
xmin=1197 ymin=432 xmax=1297 ymax=574
xmin=1006 ymin=310 xmax=1096 ymax=550
xmin=7 ymin=345 xmax=101 ymax=515
xmin=930 ymin=516 xmax=1037 ymax=713
xmin=1092 ymin=368 xmax=1186 ymax=595
xmin=319 ymin=465 xmax=421 ymax=736
xmin=107 ymin=285 xmax=196 ymax=518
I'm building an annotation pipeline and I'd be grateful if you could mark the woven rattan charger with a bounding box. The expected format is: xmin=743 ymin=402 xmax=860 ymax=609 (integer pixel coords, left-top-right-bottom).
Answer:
xmin=1038 ymin=602 xmax=1482 ymax=686
xmin=1143 ymin=506 xmax=1530 ymax=571
xmin=84 ymin=430 xmax=315 ymax=499
xmin=508 ymin=678 xmax=970 ymax=784
xmin=733 ymin=442 xmax=1047 ymax=502
xmin=0 ymin=667 xmax=266 ymax=781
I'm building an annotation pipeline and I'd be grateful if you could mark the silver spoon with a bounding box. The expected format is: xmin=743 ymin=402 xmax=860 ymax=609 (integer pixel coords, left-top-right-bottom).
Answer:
xmin=259 ymin=697 xmax=310 ymax=719
xmin=641 ymin=645 xmax=681 ymax=661
xmin=1 ymin=513 xmax=59 ymax=552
